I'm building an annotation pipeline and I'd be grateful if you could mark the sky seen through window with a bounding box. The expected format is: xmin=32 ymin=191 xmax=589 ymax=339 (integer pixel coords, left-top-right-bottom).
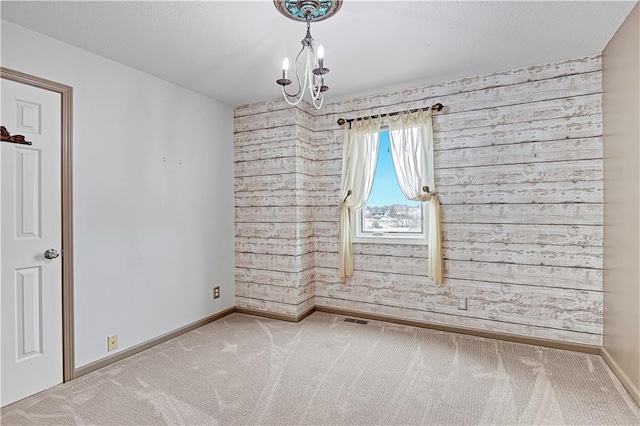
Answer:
xmin=366 ymin=130 xmax=421 ymax=209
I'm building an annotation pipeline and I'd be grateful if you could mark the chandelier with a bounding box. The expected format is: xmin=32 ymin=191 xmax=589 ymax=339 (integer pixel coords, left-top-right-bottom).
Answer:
xmin=274 ymin=0 xmax=342 ymax=109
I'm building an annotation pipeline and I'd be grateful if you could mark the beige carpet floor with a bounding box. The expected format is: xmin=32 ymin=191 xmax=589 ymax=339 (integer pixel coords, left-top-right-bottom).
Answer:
xmin=1 ymin=312 xmax=639 ymax=425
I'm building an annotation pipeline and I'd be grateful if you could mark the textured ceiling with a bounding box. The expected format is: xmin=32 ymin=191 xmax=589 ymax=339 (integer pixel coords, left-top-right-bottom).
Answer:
xmin=1 ymin=1 xmax=637 ymax=107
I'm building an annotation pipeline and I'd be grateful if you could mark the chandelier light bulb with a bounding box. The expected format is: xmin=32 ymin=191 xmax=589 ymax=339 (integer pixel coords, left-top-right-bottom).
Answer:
xmin=282 ymin=57 xmax=289 ymax=79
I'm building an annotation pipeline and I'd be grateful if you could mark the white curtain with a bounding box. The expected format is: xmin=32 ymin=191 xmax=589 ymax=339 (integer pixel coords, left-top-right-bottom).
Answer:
xmin=388 ymin=109 xmax=444 ymax=285
xmin=338 ymin=117 xmax=382 ymax=282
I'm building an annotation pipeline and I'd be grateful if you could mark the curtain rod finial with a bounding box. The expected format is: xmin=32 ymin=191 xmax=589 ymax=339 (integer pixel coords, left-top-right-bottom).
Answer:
xmin=432 ymin=103 xmax=443 ymax=111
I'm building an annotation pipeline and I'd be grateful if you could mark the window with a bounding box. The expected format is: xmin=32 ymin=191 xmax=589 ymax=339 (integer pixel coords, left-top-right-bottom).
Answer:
xmin=353 ymin=129 xmax=428 ymax=244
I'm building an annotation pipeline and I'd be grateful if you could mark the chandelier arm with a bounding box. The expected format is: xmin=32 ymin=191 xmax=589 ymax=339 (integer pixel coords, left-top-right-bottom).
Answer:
xmin=312 ymin=80 xmax=324 ymax=109
xmin=282 ymin=86 xmax=304 ymax=106
xmin=311 ymin=93 xmax=324 ymax=109
xmin=282 ymin=46 xmax=311 ymax=106
xmin=283 ymin=44 xmax=306 ymax=99
xmin=310 ymin=80 xmax=323 ymax=101
xmin=306 ymin=49 xmax=325 ymax=102
xmin=306 ymin=51 xmax=319 ymax=101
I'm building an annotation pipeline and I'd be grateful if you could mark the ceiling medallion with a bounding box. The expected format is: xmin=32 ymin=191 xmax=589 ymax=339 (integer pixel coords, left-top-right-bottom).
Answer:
xmin=274 ymin=0 xmax=342 ymax=109
xmin=274 ymin=0 xmax=342 ymax=22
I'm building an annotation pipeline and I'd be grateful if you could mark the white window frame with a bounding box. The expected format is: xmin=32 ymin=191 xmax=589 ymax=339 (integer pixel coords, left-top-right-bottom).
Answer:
xmin=352 ymin=206 xmax=428 ymax=245
xmin=352 ymin=128 xmax=429 ymax=245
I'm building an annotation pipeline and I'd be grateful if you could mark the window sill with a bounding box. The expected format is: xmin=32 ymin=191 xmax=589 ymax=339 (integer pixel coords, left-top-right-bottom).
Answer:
xmin=353 ymin=234 xmax=428 ymax=245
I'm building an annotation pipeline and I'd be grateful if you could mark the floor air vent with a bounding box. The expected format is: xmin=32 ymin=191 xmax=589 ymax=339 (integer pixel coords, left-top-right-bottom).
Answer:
xmin=344 ymin=318 xmax=368 ymax=325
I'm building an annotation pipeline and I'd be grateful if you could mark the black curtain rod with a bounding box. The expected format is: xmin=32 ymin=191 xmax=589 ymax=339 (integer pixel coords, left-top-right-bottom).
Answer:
xmin=336 ymin=103 xmax=444 ymax=127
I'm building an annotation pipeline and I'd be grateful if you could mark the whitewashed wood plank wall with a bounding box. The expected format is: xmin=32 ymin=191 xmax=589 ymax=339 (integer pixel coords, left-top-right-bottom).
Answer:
xmin=234 ymin=55 xmax=603 ymax=345
xmin=235 ymin=104 xmax=317 ymax=316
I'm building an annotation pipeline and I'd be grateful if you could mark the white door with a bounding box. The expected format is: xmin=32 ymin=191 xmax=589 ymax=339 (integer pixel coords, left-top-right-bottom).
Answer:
xmin=1 ymin=78 xmax=63 ymax=407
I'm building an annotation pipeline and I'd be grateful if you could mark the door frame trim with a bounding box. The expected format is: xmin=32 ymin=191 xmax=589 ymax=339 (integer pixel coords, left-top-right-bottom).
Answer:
xmin=1 ymin=67 xmax=75 ymax=382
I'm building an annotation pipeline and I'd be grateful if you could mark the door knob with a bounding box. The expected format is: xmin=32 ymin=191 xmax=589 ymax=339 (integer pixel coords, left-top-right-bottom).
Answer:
xmin=44 ymin=249 xmax=60 ymax=259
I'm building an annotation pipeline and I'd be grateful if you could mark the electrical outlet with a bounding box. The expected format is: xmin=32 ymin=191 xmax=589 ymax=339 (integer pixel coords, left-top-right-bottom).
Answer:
xmin=107 ymin=334 xmax=118 ymax=351
xmin=213 ymin=286 xmax=220 ymax=299
xmin=458 ymin=298 xmax=468 ymax=310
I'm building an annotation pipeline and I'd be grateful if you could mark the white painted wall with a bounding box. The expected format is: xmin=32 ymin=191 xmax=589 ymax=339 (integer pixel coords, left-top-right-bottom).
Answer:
xmin=1 ymin=20 xmax=235 ymax=367
xmin=603 ymin=3 xmax=640 ymax=402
